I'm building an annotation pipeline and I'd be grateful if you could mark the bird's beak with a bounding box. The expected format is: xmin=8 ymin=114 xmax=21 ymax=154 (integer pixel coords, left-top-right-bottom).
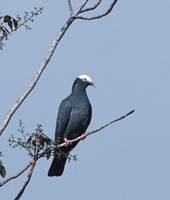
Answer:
xmin=90 ymin=82 xmax=95 ymax=87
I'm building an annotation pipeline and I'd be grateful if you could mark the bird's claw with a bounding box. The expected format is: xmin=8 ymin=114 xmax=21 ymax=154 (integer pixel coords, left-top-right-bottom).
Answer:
xmin=81 ymin=133 xmax=87 ymax=140
xmin=64 ymin=138 xmax=72 ymax=147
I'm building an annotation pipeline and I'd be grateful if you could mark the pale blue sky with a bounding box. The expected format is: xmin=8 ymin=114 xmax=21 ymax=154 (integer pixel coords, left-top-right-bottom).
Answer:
xmin=1 ymin=0 xmax=170 ymax=199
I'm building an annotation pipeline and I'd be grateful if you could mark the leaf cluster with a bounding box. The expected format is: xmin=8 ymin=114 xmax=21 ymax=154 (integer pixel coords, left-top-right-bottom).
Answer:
xmin=0 ymin=15 xmax=18 ymax=49
xmin=0 ymin=7 xmax=44 ymax=50
xmin=8 ymin=121 xmax=77 ymax=163
xmin=8 ymin=121 xmax=52 ymax=160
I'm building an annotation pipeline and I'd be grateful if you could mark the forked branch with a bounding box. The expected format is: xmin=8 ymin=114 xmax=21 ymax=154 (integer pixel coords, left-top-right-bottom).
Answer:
xmin=80 ymin=0 xmax=102 ymax=13
xmin=0 ymin=161 xmax=32 ymax=187
xmin=76 ymin=0 xmax=118 ymax=20
xmin=14 ymin=159 xmax=36 ymax=200
xmin=74 ymin=0 xmax=89 ymax=15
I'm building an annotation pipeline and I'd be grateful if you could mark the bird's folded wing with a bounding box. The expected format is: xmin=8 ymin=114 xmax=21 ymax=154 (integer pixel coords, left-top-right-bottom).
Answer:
xmin=55 ymin=98 xmax=72 ymax=141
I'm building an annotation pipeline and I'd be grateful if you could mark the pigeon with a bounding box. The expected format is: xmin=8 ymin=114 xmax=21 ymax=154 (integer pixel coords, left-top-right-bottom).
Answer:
xmin=48 ymin=75 xmax=94 ymax=177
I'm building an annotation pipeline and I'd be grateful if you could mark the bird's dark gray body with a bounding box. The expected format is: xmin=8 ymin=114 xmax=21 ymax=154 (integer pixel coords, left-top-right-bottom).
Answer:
xmin=48 ymin=76 xmax=93 ymax=177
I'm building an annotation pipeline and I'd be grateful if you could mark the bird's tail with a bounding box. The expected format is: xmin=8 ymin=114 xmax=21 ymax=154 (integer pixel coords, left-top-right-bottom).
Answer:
xmin=48 ymin=156 xmax=67 ymax=177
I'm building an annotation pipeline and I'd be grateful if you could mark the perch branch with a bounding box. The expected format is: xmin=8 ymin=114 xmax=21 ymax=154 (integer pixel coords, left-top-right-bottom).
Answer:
xmin=76 ymin=0 xmax=118 ymax=20
xmin=0 ymin=161 xmax=32 ymax=187
xmin=56 ymin=110 xmax=135 ymax=149
xmin=14 ymin=159 xmax=36 ymax=200
xmin=80 ymin=0 xmax=102 ymax=13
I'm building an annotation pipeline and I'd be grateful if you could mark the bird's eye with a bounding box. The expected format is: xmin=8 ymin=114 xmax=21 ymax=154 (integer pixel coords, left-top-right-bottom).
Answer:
xmin=83 ymin=78 xmax=87 ymax=82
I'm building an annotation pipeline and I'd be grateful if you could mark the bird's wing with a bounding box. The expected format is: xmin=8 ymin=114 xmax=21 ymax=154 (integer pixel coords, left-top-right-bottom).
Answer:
xmin=82 ymin=104 xmax=92 ymax=132
xmin=55 ymin=98 xmax=72 ymax=143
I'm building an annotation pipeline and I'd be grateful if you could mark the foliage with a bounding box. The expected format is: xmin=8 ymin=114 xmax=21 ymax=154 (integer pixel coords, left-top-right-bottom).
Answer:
xmin=8 ymin=121 xmax=52 ymax=160
xmin=0 ymin=7 xmax=43 ymax=50
xmin=8 ymin=120 xmax=77 ymax=162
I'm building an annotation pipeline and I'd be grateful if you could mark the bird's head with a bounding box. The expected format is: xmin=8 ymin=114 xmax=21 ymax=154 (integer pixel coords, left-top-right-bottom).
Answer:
xmin=72 ymin=75 xmax=95 ymax=92
xmin=78 ymin=75 xmax=94 ymax=87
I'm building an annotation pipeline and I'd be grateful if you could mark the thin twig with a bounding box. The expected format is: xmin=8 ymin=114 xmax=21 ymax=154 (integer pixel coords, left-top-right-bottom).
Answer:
xmin=10 ymin=140 xmax=33 ymax=157
xmin=14 ymin=159 xmax=36 ymax=200
xmin=80 ymin=0 xmax=102 ymax=13
xmin=68 ymin=0 xmax=74 ymax=16
xmin=76 ymin=0 xmax=118 ymax=20
xmin=19 ymin=121 xmax=27 ymax=143
xmin=0 ymin=161 xmax=32 ymax=187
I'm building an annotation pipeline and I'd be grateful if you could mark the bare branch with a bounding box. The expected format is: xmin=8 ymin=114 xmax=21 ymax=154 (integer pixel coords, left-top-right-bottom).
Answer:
xmin=87 ymin=110 xmax=135 ymax=136
xmin=80 ymin=0 xmax=102 ymax=14
xmin=76 ymin=0 xmax=118 ymax=20
xmin=14 ymin=159 xmax=36 ymax=200
xmin=0 ymin=161 xmax=32 ymax=187
xmin=0 ymin=16 xmax=75 ymax=136
xmin=68 ymin=0 xmax=74 ymax=16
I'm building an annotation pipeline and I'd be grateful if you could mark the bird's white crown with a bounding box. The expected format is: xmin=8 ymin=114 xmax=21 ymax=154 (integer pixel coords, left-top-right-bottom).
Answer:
xmin=78 ymin=75 xmax=92 ymax=83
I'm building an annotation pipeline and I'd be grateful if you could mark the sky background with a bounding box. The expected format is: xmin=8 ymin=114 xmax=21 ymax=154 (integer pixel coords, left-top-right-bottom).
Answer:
xmin=1 ymin=0 xmax=170 ymax=199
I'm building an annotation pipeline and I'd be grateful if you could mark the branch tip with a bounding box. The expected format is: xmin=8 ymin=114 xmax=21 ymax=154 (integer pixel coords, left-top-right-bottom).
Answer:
xmin=127 ymin=110 xmax=135 ymax=116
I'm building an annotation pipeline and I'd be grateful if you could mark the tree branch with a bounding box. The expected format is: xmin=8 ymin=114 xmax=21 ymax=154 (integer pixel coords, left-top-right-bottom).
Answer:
xmin=0 ymin=161 xmax=32 ymax=187
xmin=0 ymin=16 xmax=75 ymax=136
xmin=76 ymin=0 xmax=118 ymax=20
xmin=80 ymin=0 xmax=102 ymax=13
xmin=14 ymin=159 xmax=36 ymax=200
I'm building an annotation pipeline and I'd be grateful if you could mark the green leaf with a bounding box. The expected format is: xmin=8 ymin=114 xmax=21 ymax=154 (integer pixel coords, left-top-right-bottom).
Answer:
xmin=46 ymin=149 xmax=51 ymax=160
xmin=0 ymin=161 xmax=6 ymax=178
xmin=12 ymin=18 xmax=18 ymax=29
xmin=27 ymin=136 xmax=32 ymax=144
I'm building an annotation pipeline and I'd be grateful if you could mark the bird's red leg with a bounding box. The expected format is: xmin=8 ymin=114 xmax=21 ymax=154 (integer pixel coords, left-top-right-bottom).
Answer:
xmin=64 ymin=138 xmax=72 ymax=147
xmin=81 ymin=133 xmax=87 ymax=140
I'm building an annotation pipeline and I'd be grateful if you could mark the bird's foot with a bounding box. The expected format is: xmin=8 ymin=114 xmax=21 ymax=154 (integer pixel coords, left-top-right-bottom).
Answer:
xmin=81 ymin=133 xmax=87 ymax=140
xmin=64 ymin=138 xmax=72 ymax=147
